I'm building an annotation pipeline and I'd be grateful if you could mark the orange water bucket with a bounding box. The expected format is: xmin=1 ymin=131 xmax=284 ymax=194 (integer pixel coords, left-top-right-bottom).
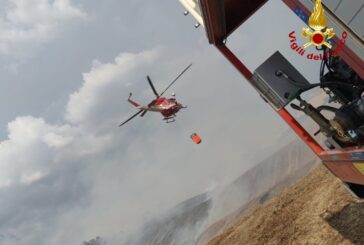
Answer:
xmin=191 ymin=133 xmax=202 ymax=144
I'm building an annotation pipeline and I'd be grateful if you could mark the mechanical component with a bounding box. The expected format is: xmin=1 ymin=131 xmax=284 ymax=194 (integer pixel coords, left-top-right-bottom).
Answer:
xmin=252 ymin=51 xmax=311 ymax=109
xmin=255 ymin=50 xmax=364 ymax=147
xmin=315 ymin=54 xmax=364 ymax=146
xmin=290 ymin=98 xmax=333 ymax=137
xmin=320 ymin=56 xmax=364 ymax=104
xmin=329 ymin=119 xmax=351 ymax=143
xmin=356 ymin=97 xmax=364 ymax=116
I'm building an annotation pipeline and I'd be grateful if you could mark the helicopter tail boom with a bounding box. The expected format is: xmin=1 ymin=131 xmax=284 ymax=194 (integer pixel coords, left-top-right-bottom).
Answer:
xmin=127 ymin=93 xmax=142 ymax=108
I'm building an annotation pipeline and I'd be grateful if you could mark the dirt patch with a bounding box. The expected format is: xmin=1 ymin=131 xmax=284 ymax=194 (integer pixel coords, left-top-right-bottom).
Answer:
xmin=206 ymin=165 xmax=362 ymax=245
xmin=326 ymin=202 xmax=364 ymax=245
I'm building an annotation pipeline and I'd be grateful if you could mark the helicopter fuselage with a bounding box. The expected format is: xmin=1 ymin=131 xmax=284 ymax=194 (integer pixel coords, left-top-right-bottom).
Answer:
xmin=146 ymin=97 xmax=184 ymax=117
xmin=119 ymin=64 xmax=191 ymax=127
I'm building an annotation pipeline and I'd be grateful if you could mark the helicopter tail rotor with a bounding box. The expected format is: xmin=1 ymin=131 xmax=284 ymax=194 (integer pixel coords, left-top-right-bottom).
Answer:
xmin=127 ymin=94 xmax=141 ymax=108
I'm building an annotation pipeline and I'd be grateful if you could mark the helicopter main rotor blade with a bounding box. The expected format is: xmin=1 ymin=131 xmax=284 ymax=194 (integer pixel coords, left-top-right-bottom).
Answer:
xmin=159 ymin=64 xmax=192 ymax=97
xmin=147 ymin=76 xmax=160 ymax=98
xmin=119 ymin=110 xmax=144 ymax=127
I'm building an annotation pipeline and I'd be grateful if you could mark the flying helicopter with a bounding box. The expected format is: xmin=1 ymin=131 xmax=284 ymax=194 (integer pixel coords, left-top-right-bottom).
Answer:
xmin=119 ymin=64 xmax=192 ymax=127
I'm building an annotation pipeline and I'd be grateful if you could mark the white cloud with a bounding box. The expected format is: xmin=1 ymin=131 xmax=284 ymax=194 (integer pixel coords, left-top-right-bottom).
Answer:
xmin=21 ymin=171 xmax=47 ymax=185
xmin=0 ymin=9 xmax=299 ymax=239
xmin=0 ymin=0 xmax=85 ymax=53
xmin=0 ymin=47 xmax=235 ymax=244
xmin=65 ymin=49 xmax=161 ymax=125
xmin=0 ymin=40 xmax=291 ymax=244
xmin=43 ymin=132 xmax=73 ymax=148
xmin=0 ymin=178 xmax=12 ymax=188
xmin=0 ymin=1 xmax=323 ymax=244
xmin=0 ymin=49 xmax=169 ymax=244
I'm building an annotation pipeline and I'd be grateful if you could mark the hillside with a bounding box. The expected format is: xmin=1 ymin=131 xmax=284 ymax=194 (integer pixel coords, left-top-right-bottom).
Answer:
xmin=206 ymin=165 xmax=364 ymax=245
xmin=126 ymin=139 xmax=318 ymax=244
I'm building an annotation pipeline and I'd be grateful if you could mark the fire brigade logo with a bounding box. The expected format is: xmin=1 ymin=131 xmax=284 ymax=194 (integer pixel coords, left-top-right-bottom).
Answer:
xmin=288 ymin=0 xmax=347 ymax=60
xmin=301 ymin=0 xmax=335 ymax=49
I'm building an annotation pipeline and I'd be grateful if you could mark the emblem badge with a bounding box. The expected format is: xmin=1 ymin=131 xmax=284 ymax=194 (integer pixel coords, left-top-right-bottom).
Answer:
xmin=301 ymin=0 xmax=335 ymax=49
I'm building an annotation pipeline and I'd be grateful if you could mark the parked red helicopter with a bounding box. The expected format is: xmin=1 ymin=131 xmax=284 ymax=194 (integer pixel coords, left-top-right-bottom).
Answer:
xmin=119 ymin=64 xmax=192 ymax=127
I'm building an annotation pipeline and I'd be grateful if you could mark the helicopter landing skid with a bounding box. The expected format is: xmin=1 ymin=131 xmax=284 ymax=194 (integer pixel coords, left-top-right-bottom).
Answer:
xmin=163 ymin=117 xmax=176 ymax=123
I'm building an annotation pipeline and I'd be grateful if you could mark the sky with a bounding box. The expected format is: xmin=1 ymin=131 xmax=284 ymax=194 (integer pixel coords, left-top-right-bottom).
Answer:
xmin=0 ymin=0 xmax=323 ymax=244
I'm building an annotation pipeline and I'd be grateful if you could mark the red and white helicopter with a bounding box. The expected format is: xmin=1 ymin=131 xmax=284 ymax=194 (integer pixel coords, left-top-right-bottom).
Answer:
xmin=119 ymin=64 xmax=192 ymax=127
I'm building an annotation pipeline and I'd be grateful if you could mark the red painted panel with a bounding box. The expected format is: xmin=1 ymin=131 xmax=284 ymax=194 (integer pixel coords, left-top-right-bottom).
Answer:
xmin=200 ymin=0 xmax=225 ymax=44
xmin=217 ymin=45 xmax=253 ymax=79
xmin=324 ymin=161 xmax=364 ymax=185
xmin=200 ymin=0 xmax=268 ymax=44
xmin=216 ymin=45 xmax=324 ymax=156
xmin=224 ymin=0 xmax=268 ymax=37
xmin=321 ymin=147 xmax=364 ymax=161
xmin=278 ymin=108 xmax=324 ymax=156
